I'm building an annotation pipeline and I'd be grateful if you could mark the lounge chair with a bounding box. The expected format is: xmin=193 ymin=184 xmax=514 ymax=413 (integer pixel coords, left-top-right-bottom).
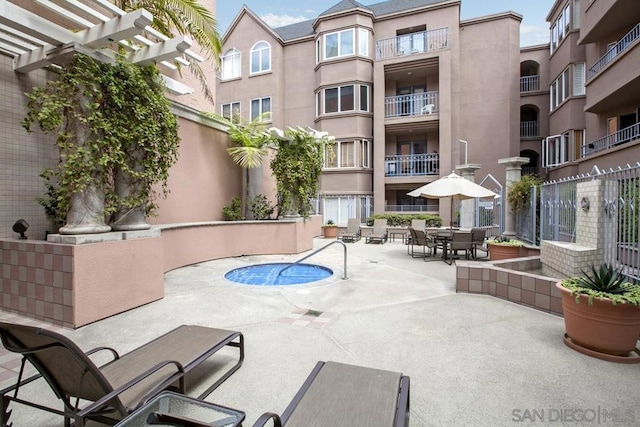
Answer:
xmin=337 ymin=218 xmax=361 ymax=243
xmin=471 ymin=227 xmax=488 ymax=259
xmin=407 ymin=228 xmax=437 ymax=260
xmin=446 ymin=231 xmax=473 ymax=265
xmin=252 ymin=361 xmax=410 ymax=427
xmin=366 ymin=219 xmax=388 ymax=244
xmin=0 ymin=322 xmax=244 ymax=426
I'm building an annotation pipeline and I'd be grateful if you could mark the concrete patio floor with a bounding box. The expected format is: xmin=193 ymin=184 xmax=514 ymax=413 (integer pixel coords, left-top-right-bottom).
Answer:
xmin=1 ymin=237 xmax=638 ymax=426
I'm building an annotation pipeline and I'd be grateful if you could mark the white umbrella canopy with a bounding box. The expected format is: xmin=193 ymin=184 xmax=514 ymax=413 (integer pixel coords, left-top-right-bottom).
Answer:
xmin=407 ymin=172 xmax=499 ymax=227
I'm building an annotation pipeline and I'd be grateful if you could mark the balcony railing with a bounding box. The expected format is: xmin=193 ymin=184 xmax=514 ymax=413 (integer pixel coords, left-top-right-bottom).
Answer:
xmin=385 ymin=204 xmax=438 ymax=213
xmin=522 ymin=167 xmax=538 ymax=176
xmin=384 ymin=92 xmax=439 ymax=118
xmin=375 ymin=28 xmax=449 ymax=60
xmin=385 ymin=153 xmax=439 ymax=177
xmin=520 ymin=75 xmax=540 ymax=93
xmin=588 ymin=23 xmax=640 ymax=79
xmin=581 ymin=123 xmax=640 ymax=157
xmin=520 ymin=121 xmax=539 ymax=138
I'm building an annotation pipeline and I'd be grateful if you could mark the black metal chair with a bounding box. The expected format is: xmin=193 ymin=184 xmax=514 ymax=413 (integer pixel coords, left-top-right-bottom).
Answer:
xmin=446 ymin=232 xmax=473 ymax=265
xmin=408 ymin=228 xmax=438 ymax=260
xmin=471 ymin=227 xmax=488 ymax=259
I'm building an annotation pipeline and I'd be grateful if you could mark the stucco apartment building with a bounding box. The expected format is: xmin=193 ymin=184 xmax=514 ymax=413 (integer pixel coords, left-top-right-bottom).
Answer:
xmin=219 ymin=0 xmax=640 ymax=226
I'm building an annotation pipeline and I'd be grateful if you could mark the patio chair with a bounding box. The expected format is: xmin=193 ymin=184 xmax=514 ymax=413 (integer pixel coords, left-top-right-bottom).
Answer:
xmin=446 ymin=231 xmax=473 ymax=265
xmin=337 ymin=218 xmax=361 ymax=243
xmin=471 ymin=227 xmax=488 ymax=259
xmin=407 ymin=228 xmax=438 ymax=260
xmin=252 ymin=361 xmax=410 ymax=427
xmin=0 ymin=322 xmax=244 ymax=426
xmin=366 ymin=219 xmax=388 ymax=244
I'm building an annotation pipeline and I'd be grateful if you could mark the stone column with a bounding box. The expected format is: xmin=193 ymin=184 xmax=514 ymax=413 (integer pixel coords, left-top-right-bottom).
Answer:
xmin=455 ymin=164 xmax=482 ymax=228
xmin=498 ymin=157 xmax=529 ymax=237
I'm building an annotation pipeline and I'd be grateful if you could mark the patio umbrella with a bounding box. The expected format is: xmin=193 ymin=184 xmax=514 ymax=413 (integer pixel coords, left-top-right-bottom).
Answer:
xmin=407 ymin=171 xmax=499 ymax=228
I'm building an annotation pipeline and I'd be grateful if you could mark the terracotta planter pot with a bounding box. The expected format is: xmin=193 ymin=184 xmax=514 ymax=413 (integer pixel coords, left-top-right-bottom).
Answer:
xmin=322 ymin=226 xmax=338 ymax=238
xmin=556 ymin=282 xmax=640 ymax=356
xmin=487 ymin=243 xmax=520 ymax=261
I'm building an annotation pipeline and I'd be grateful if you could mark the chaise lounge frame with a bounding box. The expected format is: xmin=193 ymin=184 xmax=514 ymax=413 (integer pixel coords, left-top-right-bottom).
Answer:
xmin=253 ymin=361 xmax=410 ymax=427
xmin=0 ymin=322 xmax=244 ymax=426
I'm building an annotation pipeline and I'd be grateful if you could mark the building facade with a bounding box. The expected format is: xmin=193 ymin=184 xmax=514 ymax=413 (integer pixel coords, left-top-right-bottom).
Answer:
xmin=217 ymin=0 xmax=523 ymax=226
xmin=541 ymin=0 xmax=640 ymax=179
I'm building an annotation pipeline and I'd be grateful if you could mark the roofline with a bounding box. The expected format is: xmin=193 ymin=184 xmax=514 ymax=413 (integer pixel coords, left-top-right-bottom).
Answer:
xmin=312 ymin=7 xmax=374 ymax=30
xmin=460 ymin=11 xmax=523 ymax=27
xmin=221 ymin=6 xmax=284 ymax=45
xmin=520 ymin=43 xmax=551 ymax=53
xmin=373 ymin=0 xmax=460 ymax=24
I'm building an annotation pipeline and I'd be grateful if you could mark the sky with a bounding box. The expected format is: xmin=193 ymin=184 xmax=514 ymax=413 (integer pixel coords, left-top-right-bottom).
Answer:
xmin=216 ymin=0 xmax=555 ymax=47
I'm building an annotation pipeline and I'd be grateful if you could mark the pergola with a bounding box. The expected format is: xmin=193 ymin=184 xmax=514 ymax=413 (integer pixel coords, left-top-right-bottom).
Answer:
xmin=0 ymin=0 xmax=202 ymax=94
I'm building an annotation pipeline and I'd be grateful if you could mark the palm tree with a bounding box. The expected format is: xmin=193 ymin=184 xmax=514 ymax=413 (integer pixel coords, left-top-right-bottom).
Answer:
xmin=114 ymin=0 xmax=221 ymax=104
xmin=221 ymin=114 xmax=275 ymax=218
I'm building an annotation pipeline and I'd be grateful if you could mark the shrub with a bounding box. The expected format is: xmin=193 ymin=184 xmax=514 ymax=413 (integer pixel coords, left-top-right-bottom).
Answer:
xmin=507 ymin=175 xmax=541 ymax=212
xmin=365 ymin=214 xmax=442 ymax=227
xmin=222 ymin=197 xmax=243 ymax=221
xmin=250 ymin=194 xmax=275 ymax=220
xmin=561 ymin=263 xmax=640 ymax=306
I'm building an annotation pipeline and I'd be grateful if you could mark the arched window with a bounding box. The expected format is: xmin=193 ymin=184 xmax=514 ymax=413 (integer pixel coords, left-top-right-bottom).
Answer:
xmin=250 ymin=41 xmax=271 ymax=74
xmin=221 ymin=48 xmax=241 ymax=79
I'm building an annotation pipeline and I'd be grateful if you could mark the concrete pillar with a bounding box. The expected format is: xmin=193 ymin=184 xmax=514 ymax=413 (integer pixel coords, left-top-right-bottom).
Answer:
xmin=498 ymin=156 xmax=529 ymax=237
xmin=455 ymin=164 xmax=482 ymax=228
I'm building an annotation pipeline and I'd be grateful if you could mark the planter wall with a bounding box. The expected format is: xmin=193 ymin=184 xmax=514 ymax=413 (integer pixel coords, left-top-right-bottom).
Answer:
xmin=487 ymin=243 xmax=521 ymax=261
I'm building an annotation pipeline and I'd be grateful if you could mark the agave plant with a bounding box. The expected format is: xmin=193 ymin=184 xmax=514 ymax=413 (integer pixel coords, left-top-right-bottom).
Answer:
xmin=561 ymin=263 xmax=640 ymax=306
xmin=576 ymin=263 xmax=629 ymax=294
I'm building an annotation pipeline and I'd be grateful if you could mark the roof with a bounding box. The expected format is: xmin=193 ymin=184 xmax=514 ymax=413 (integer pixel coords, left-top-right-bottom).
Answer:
xmin=272 ymin=0 xmax=451 ymax=41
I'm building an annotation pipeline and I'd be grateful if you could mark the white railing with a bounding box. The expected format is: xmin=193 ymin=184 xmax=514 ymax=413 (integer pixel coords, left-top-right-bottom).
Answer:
xmin=520 ymin=75 xmax=540 ymax=93
xmin=385 ymin=153 xmax=439 ymax=177
xmin=375 ymin=28 xmax=449 ymax=60
xmin=588 ymin=23 xmax=640 ymax=79
xmin=581 ymin=123 xmax=640 ymax=157
xmin=384 ymin=92 xmax=439 ymax=118
xmin=520 ymin=121 xmax=539 ymax=138
xmin=385 ymin=205 xmax=438 ymax=213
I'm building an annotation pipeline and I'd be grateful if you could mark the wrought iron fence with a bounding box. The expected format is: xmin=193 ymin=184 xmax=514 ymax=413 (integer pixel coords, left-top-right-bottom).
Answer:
xmin=515 ymin=185 xmax=538 ymax=245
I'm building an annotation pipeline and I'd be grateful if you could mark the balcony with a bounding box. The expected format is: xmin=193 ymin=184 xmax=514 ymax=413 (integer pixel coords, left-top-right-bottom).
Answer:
xmin=385 ymin=204 xmax=437 ymax=213
xmin=520 ymin=75 xmax=540 ymax=93
xmin=375 ymin=28 xmax=449 ymax=60
xmin=384 ymin=92 xmax=439 ymax=118
xmin=385 ymin=153 xmax=439 ymax=177
xmin=520 ymin=121 xmax=539 ymax=138
xmin=581 ymin=123 xmax=640 ymax=157
xmin=588 ymin=23 xmax=640 ymax=79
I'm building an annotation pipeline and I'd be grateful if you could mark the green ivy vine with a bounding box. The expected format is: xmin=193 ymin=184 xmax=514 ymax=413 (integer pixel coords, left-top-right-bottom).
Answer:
xmin=22 ymin=53 xmax=179 ymax=222
xmin=507 ymin=174 xmax=542 ymax=212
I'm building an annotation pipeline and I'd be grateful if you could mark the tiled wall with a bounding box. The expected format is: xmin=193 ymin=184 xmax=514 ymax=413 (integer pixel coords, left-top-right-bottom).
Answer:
xmin=456 ymin=257 xmax=563 ymax=316
xmin=0 ymin=55 xmax=59 ymax=241
xmin=0 ymin=240 xmax=73 ymax=328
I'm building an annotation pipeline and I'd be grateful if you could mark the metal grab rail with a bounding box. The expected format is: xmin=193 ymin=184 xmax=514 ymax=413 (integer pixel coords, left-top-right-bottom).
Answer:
xmin=277 ymin=240 xmax=348 ymax=280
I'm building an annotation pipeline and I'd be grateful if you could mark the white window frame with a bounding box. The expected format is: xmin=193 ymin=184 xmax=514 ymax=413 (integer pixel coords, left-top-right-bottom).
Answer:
xmin=250 ymin=41 xmax=271 ymax=74
xmin=359 ymin=84 xmax=370 ymax=112
xmin=543 ymin=133 xmax=570 ymax=167
xmin=323 ymin=85 xmax=355 ymax=114
xmin=221 ymin=48 xmax=241 ymax=80
xmin=324 ymin=28 xmax=355 ymax=59
xmin=322 ymin=196 xmax=356 ymax=226
xmin=358 ymin=28 xmax=369 ymax=56
xmin=550 ymin=67 xmax=570 ymax=111
xmin=250 ymin=97 xmax=271 ymax=122
xmin=324 ymin=140 xmax=356 ymax=169
xmin=221 ymin=102 xmax=241 ymax=123
xmin=572 ymin=62 xmax=585 ymax=95
xmin=362 ymin=139 xmax=371 ymax=168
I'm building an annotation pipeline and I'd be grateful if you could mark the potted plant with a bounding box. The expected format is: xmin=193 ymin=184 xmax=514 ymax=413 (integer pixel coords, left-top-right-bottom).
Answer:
xmin=556 ymin=263 xmax=640 ymax=362
xmin=322 ymin=220 xmax=338 ymax=238
xmin=486 ymin=235 xmax=524 ymax=260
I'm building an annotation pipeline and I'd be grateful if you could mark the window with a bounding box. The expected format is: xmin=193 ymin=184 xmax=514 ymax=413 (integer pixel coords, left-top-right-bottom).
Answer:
xmin=543 ymin=133 xmax=570 ymax=166
xmin=323 ymin=196 xmax=356 ymax=226
xmin=359 ymin=85 xmax=369 ymax=112
xmin=316 ymin=38 xmax=321 ymax=63
xmin=362 ymin=139 xmax=370 ymax=168
xmin=550 ymin=3 xmax=571 ymax=54
xmin=572 ymin=62 xmax=585 ymax=95
xmin=320 ymin=84 xmax=370 ymax=115
xmin=221 ymin=48 xmax=241 ymax=79
xmin=324 ymin=140 xmax=355 ymax=168
xmin=324 ymin=29 xmax=354 ymax=59
xmin=250 ymin=41 xmax=271 ymax=74
xmin=358 ymin=28 xmax=369 ymax=56
xmin=572 ymin=0 xmax=580 ymax=29
xmin=221 ymin=102 xmax=240 ymax=123
xmin=250 ymin=97 xmax=271 ymax=121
